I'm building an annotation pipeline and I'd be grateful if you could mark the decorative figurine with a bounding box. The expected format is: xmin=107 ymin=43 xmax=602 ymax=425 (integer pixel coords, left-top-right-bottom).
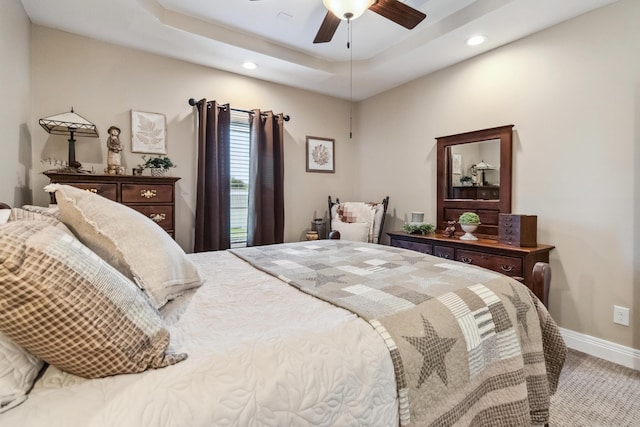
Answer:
xmin=105 ymin=125 xmax=125 ymax=175
xmin=443 ymin=220 xmax=457 ymax=238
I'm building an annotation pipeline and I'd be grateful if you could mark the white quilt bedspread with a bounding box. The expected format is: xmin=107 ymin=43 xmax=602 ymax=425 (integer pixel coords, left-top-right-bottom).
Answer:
xmin=1 ymin=251 xmax=398 ymax=427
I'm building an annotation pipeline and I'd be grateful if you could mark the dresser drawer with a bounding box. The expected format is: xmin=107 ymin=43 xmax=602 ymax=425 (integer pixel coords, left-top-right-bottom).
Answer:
xmin=44 ymin=172 xmax=180 ymax=240
xmin=391 ymin=238 xmax=433 ymax=255
xmin=477 ymin=188 xmax=499 ymax=200
xmin=128 ymin=205 xmax=173 ymax=231
xmin=434 ymin=245 xmax=454 ymax=260
xmin=66 ymin=183 xmax=117 ymax=201
xmin=456 ymin=249 xmax=523 ymax=277
xmin=122 ymin=184 xmax=174 ymax=204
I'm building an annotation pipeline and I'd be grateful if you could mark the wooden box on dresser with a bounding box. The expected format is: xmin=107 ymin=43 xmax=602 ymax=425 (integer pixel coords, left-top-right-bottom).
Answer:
xmin=44 ymin=172 xmax=180 ymax=238
xmin=387 ymin=231 xmax=554 ymax=306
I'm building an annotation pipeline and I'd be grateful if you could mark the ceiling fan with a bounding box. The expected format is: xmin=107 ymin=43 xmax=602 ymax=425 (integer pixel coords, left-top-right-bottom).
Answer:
xmin=314 ymin=0 xmax=426 ymax=44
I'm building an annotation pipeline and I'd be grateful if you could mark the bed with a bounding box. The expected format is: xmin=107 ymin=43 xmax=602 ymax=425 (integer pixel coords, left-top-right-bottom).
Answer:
xmin=0 ymin=187 xmax=566 ymax=427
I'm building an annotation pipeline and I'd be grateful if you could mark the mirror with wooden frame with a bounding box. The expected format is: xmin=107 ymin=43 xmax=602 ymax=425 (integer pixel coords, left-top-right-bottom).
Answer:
xmin=436 ymin=125 xmax=513 ymax=238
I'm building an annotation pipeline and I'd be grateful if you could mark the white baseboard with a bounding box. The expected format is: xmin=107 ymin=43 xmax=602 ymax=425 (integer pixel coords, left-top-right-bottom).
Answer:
xmin=559 ymin=327 xmax=640 ymax=370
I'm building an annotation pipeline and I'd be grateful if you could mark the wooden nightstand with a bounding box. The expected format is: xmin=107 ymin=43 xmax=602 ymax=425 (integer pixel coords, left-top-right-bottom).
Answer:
xmin=44 ymin=172 xmax=180 ymax=238
xmin=387 ymin=231 xmax=554 ymax=306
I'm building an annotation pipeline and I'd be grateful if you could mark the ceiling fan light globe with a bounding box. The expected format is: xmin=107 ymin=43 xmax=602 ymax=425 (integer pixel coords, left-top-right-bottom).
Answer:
xmin=323 ymin=0 xmax=375 ymax=21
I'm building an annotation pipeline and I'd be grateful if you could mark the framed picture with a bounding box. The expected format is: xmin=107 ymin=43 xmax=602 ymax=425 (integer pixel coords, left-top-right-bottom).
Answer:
xmin=452 ymin=153 xmax=462 ymax=174
xmin=131 ymin=110 xmax=167 ymax=154
xmin=306 ymin=136 xmax=335 ymax=173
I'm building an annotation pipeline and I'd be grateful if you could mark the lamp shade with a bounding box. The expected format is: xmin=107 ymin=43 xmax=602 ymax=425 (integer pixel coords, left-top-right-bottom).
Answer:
xmin=474 ymin=160 xmax=495 ymax=170
xmin=39 ymin=110 xmax=99 ymax=138
xmin=474 ymin=160 xmax=496 ymax=186
xmin=39 ymin=108 xmax=99 ymax=171
xmin=323 ymin=0 xmax=375 ymax=20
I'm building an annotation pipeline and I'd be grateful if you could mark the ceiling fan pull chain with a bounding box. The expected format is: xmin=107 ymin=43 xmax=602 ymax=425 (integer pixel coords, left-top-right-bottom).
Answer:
xmin=349 ymin=18 xmax=353 ymax=139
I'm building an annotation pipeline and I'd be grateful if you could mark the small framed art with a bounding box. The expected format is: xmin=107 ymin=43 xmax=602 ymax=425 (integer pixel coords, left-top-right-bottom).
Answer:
xmin=131 ymin=110 xmax=167 ymax=154
xmin=452 ymin=153 xmax=462 ymax=174
xmin=306 ymin=136 xmax=335 ymax=173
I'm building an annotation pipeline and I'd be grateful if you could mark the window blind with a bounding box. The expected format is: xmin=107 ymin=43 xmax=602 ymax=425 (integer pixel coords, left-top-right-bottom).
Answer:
xmin=230 ymin=111 xmax=250 ymax=247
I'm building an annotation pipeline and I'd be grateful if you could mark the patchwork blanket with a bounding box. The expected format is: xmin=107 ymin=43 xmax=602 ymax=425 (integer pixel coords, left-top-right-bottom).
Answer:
xmin=231 ymin=240 xmax=566 ymax=426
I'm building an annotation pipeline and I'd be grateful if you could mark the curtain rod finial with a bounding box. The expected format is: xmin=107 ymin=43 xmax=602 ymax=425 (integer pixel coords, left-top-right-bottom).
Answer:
xmin=188 ymin=98 xmax=197 ymax=106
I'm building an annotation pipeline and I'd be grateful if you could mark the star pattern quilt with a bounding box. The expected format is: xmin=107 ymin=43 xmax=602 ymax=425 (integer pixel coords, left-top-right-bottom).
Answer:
xmin=231 ymin=240 xmax=566 ymax=426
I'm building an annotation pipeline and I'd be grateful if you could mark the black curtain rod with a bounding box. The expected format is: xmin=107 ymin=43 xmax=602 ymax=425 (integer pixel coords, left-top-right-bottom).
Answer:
xmin=188 ymin=98 xmax=290 ymax=122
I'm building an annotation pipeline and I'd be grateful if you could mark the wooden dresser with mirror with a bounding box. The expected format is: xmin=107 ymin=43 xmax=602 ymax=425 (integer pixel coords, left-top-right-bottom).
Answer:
xmin=388 ymin=125 xmax=554 ymax=306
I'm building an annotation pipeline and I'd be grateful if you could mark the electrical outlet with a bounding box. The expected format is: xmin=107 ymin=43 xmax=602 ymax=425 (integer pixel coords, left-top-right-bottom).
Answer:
xmin=613 ymin=305 xmax=630 ymax=326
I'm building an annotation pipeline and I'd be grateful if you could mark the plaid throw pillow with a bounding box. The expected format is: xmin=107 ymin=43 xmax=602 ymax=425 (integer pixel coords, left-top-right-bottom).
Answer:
xmin=0 ymin=220 xmax=187 ymax=378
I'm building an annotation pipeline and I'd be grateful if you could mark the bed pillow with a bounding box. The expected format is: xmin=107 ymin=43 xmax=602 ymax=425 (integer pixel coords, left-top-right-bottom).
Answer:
xmin=331 ymin=221 xmax=370 ymax=242
xmin=0 ymin=331 xmax=43 ymax=413
xmin=0 ymin=209 xmax=9 ymax=224
xmin=0 ymin=220 xmax=187 ymax=378
xmin=8 ymin=207 xmax=61 ymax=226
xmin=46 ymin=184 xmax=203 ymax=308
xmin=18 ymin=204 xmax=60 ymax=219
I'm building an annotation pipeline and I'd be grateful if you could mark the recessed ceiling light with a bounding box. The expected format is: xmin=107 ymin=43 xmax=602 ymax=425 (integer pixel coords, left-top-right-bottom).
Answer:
xmin=243 ymin=61 xmax=257 ymax=70
xmin=466 ymin=35 xmax=487 ymax=46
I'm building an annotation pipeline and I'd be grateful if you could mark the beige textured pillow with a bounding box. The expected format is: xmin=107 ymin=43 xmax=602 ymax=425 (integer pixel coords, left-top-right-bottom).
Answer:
xmin=0 ymin=220 xmax=186 ymax=378
xmin=47 ymin=184 xmax=202 ymax=308
xmin=331 ymin=221 xmax=370 ymax=242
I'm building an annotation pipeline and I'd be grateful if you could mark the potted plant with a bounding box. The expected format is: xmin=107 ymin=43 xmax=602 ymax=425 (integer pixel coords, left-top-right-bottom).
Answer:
xmin=458 ymin=212 xmax=480 ymax=241
xmin=459 ymin=175 xmax=473 ymax=186
xmin=140 ymin=155 xmax=176 ymax=176
xmin=403 ymin=222 xmax=435 ymax=235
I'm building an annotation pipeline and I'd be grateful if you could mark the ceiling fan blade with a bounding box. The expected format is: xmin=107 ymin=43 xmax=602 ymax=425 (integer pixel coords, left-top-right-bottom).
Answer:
xmin=369 ymin=0 xmax=426 ymax=29
xmin=313 ymin=11 xmax=341 ymax=44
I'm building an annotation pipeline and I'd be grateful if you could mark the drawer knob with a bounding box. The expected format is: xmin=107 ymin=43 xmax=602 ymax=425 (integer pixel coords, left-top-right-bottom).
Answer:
xmin=149 ymin=213 xmax=166 ymax=223
xmin=500 ymin=264 xmax=515 ymax=272
xmin=438 ymin=253 xmax=450 ymax=259
xmin=85 ymin=188 xmax=98 ymax=194
xmin=460 ymin=257 xmax=473 ymax=264
xmin=141 ymin=189 xmax=157 ymax=199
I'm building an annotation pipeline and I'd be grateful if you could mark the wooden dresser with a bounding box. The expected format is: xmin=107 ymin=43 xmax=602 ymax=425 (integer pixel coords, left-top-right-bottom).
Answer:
xmin=387 ymin=231 xmax=554 ymax=305
xmin=44 ymin=172 xmax=180 ymax=238
xmin=451 ymin=186 xmax=500 ymax=200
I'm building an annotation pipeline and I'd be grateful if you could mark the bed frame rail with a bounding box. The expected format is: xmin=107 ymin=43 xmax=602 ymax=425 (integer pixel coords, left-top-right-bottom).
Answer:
xmin=532 ymin=262 xmax=551 ymax=308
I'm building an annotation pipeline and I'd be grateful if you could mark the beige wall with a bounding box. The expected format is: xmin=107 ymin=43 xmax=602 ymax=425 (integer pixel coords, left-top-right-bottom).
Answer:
xmin=0 ymin=0 xmax=31 ymax=205
xmin=356 ymin=0 xmax=639 ymax=349
xmin=29 ymin=26 xmax=356 ymax=251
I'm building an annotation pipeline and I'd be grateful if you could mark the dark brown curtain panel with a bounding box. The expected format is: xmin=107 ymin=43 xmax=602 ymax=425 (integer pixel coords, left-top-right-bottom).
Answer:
xmin=247 ymin=110 xmax=285 ymax=246
xmin=194 ymin=99 xmax=231 ymax=252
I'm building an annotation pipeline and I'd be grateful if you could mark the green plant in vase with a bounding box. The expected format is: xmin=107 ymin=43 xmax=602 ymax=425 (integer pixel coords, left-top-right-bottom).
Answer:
xmin=140 ymin=155 xmax=176 ymax=176
xmin=458 ymin=212 xmax=480 ymax=241
xmin=459 ymin=175 xmax=473 ymax=186
xmin=458 ymin=212 xmax=480 ymax=224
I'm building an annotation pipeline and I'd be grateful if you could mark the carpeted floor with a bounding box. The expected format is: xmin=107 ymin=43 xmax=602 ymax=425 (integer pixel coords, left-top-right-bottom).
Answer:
xmin=549 ymin=349 xmax=640 ymax=426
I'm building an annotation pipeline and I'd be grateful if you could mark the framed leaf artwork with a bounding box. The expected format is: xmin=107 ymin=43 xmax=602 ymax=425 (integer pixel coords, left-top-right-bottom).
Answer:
xmin=306 ymin=136 xmax=335 ymax=173
xmin=131 ymin=110 xmax=167 ymax=154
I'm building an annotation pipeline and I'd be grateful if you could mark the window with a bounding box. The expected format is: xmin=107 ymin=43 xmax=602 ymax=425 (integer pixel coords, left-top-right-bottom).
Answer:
xmin=229 ymin=111 xmax=250 ymax=247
